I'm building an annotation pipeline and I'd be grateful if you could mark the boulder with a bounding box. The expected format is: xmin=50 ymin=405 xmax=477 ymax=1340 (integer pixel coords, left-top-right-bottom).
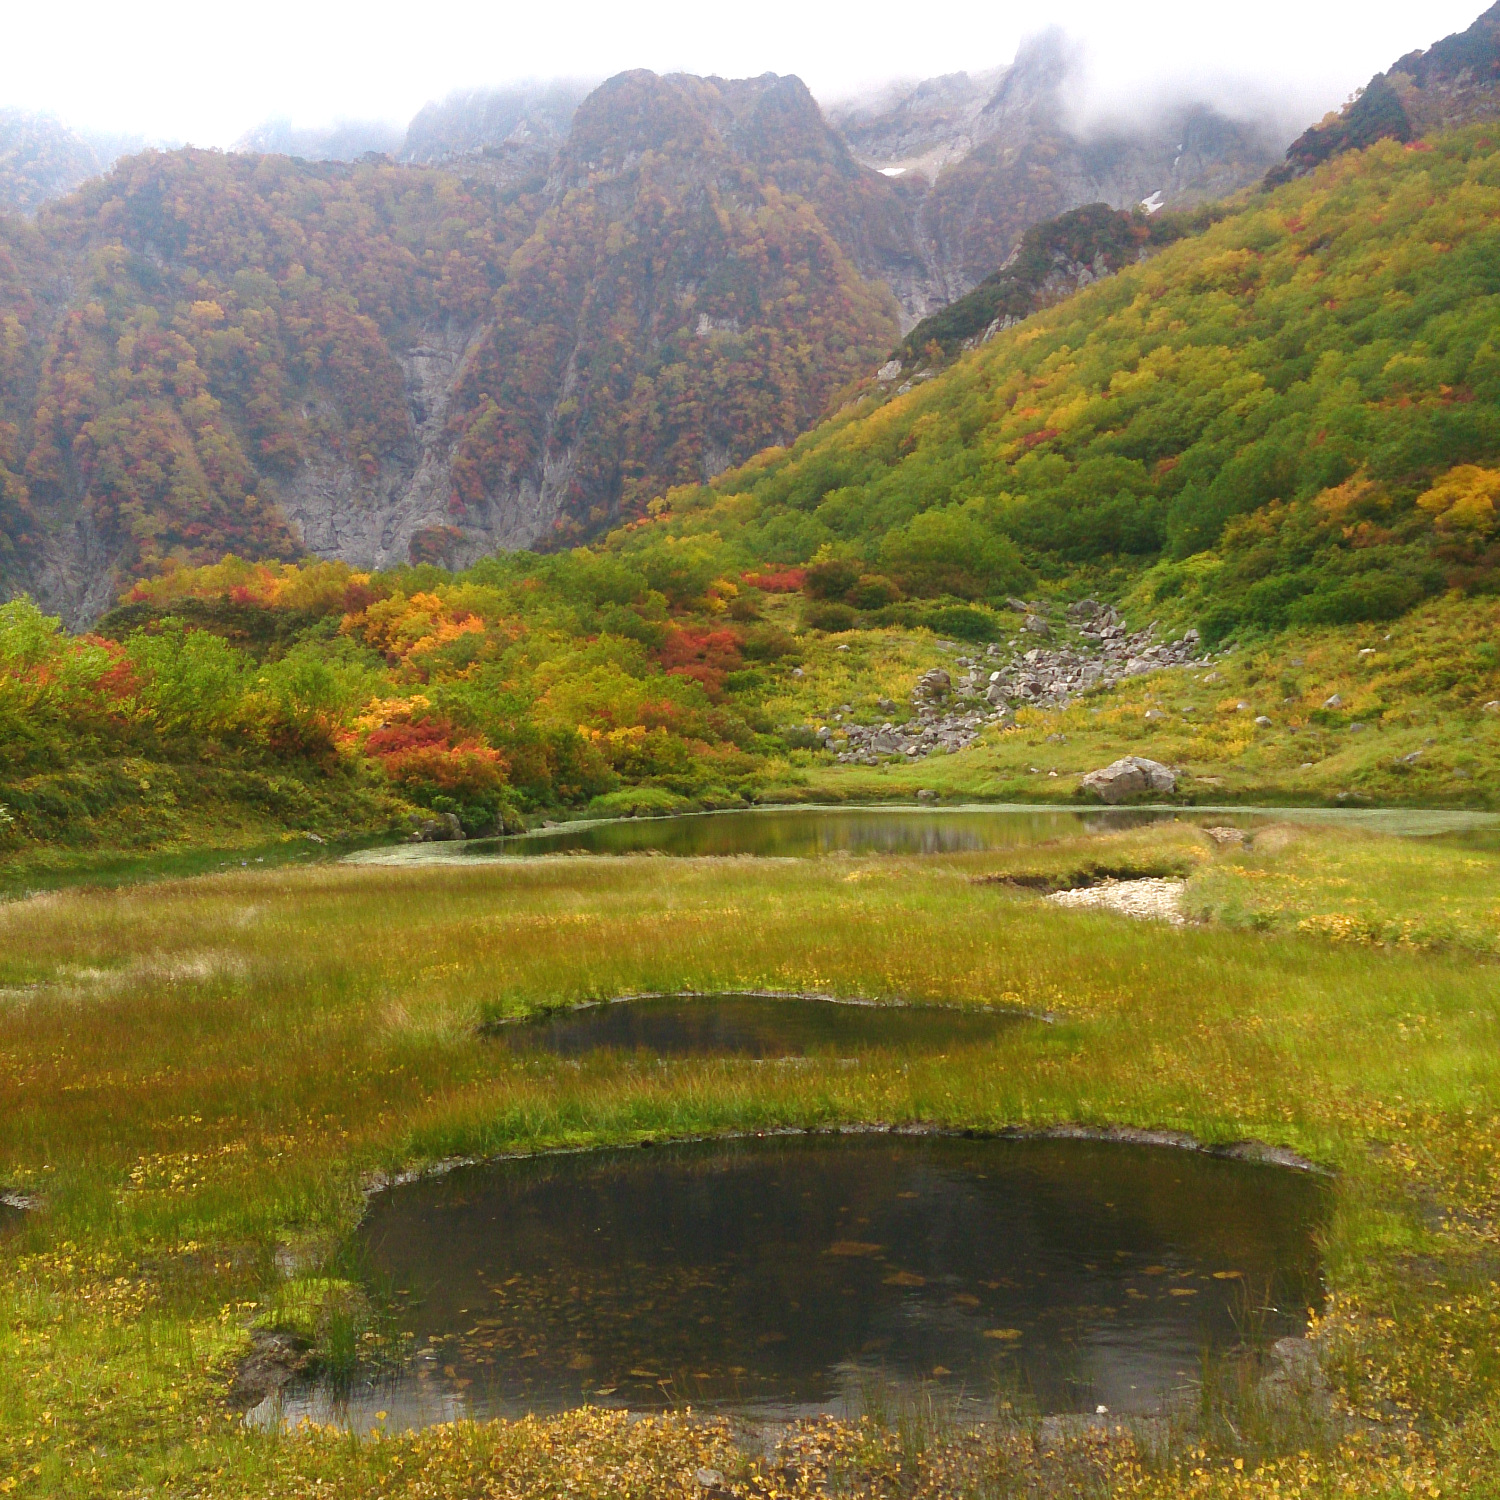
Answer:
xmin=913 ymin=668 xmax=951 ymax=700
xmin=407 ymin=812 xmax=464 ymax=842
xmin=1078 ymin=756 xmax=1177 ymax=804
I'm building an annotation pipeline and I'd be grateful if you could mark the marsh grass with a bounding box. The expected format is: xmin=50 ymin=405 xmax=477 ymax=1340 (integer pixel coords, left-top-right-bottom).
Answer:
xmin=0 ymin=823 xmax=1499 ymax=1494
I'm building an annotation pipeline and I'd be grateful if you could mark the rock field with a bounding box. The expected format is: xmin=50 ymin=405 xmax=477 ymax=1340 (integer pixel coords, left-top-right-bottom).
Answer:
xmin=826 ymin=601 xmax=1213 ymax=767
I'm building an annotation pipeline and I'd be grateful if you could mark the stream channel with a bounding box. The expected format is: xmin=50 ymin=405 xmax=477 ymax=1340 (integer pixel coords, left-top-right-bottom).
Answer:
xmin=258 ymin=1136 xmax=1328 ymax=1433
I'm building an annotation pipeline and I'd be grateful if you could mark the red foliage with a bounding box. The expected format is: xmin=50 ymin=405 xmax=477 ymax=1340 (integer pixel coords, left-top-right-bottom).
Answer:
xmin=740 ymin=567 xmax=806 ymax=593
xmin=656 ymin=626 xmax=743 ymax=698
xmin=82 ymin=636 xmax=141 ymax=703
xmin=363 ymin=716 xmax=508 ymax=796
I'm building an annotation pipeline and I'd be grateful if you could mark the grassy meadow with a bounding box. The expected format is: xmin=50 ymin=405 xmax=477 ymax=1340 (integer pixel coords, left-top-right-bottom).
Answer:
xmin=1 ymin=821 xmax=1499 ymax=1496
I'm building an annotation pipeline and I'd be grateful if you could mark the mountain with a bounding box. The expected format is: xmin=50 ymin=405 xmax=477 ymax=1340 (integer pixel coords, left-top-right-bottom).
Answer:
xmin=231 ymin=119 xmax=406 ymax=162
xmin=0 ymin=77 xmax=900 ymax=623
xmin=1269 ymin=1 xmax=1500 ymax=183
xmin=400 ymin=80 xmax=593 ymax=185
xmin=826 ymin=33 xmax=1286 ymax=318
xmin=0 ymin=111 xmax=104 ymax=213
xmin=623 ymin=123 xmax=1500 ymax=641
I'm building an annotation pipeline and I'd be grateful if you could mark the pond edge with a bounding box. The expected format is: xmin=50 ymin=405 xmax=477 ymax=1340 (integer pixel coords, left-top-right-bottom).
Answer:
xmin=357 ymin=1119 xmax=1330 ymax=1206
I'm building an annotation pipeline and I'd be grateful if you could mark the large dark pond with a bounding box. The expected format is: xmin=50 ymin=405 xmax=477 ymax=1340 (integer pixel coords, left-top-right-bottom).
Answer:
xmin=342 ymin=804 xmax=1500 ymax=864
xmin=490 ymin=994 xmax=1025 ymax=1058
xmin=262 ymin=1135 xmax=1327 ymax=1431
xmin=466 ymin=805 xmax=1193 ymax=858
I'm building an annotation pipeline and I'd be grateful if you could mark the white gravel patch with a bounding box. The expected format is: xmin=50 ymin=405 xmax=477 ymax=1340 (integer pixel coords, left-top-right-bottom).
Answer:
xmin=1046 ymin=877 xmax=1187 ymax=925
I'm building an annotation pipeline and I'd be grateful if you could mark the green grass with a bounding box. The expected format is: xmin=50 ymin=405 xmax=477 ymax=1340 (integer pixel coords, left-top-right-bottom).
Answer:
xmin=1 ymin=825 xmax=1499 ymax=1495
xmin=759 ymin=593 xmax=1500 ymax=809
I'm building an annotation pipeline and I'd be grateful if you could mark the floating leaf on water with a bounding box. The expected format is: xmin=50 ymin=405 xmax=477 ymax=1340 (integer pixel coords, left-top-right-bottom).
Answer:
xmin=1213 ymin=1270 xmax=1243 ymax=1279
xmin=984 ymin=1328 xmax=1024 ymax=1340
xmin=952 ymin=1293 xmax=981 ymax=1307
xmin=1169 ymin=1287 xmax=1199 ymax=1297
xmin=1143 ymin=1266 xmax=1168 ymax=1276
xmin=932 ymin=1365 xmax=951 ymax=1376
xmin=883 ymin=1270 xmax=926 ymax=1286
xmin=826 ymin=1240 xmax=884 ymax=1257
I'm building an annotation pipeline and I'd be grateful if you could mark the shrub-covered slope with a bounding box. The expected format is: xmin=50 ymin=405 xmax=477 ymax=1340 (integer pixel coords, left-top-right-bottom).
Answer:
xmin=635 ymin=128 xmax=1500 ymax=641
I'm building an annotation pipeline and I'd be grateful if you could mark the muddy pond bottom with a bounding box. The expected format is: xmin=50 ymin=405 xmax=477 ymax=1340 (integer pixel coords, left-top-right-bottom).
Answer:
xmin=489 ymin=994 xmax=1025 ymax=1058
xmin=263 ymin=1136 xmax=1327 ymax=1432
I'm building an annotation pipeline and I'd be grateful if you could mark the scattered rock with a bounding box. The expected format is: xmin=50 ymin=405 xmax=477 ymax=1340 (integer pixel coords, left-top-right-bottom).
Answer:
xmin=1485 ymin=701 xmax=1499 ymax=714
xmin=1023 ymin=614 xmax=1051 ymax=637
xmin=1255 ymin=715 xmax=1273 ymax=728
xmin=1323 ymin=693 xmax=1343 ymax=709
xmin=228 ymin=1330 xmax=309 ymax=1410
xmin=1048 ymin=877 xmax=1187 ymax=925
xmin=406 ymin=812 xmax=463 ymax=843
xmin=791 ymin=667 xmax=804 ymax=677
xmin=1203 ymin=826 xmax=1247 ymax=847
xmin=1349 ymin=722 xmax=1367 ymax=733
xmin=1078 ymin=756 xmax=1177 ymax=804
xmin=916 ymin=789 xmax=937 ymax=802
xmin=875 ymin=359 xmax=903 ymax=383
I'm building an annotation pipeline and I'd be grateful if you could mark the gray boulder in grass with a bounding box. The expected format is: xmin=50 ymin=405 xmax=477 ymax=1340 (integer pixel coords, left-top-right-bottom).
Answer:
xmin=1078 ymin=756 xmax=1177 ymax=804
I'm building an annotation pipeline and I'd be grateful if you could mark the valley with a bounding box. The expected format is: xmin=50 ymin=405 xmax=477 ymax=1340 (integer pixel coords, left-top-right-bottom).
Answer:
xmin=3 ymin=6 xmax=1500 ymax=1499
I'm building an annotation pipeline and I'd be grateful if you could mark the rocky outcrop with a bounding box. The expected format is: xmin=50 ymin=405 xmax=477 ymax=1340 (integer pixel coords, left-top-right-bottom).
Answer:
xmin=1078 ymin=757 xmax=1178 ymax=804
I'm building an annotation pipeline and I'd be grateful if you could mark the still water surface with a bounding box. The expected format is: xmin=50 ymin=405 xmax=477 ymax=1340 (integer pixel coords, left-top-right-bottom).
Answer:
xmin=344 ymin=803 xmax=1500 ymax=864
xmin=263 ymin=1136 xmax=1327 ymax=1431
xmin=490 ymin=993 xmax=1026 ymax=1058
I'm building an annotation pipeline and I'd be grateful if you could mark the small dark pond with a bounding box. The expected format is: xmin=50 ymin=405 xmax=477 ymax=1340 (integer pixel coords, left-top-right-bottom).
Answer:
xmin=262 ymin=1135 xmax=1327 ymax=1432
xmin=490 ymin=994 xmax=1025 ymax=1059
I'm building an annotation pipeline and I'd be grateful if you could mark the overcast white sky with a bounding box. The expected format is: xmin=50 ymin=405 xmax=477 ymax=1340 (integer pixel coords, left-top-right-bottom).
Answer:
xmin=1 ymin=0 xmax=1488 ymax=146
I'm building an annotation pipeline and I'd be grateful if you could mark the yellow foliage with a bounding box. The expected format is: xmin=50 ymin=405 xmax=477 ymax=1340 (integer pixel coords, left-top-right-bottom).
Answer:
xmin=1417 ymin=465 xmax=1500 ymax=533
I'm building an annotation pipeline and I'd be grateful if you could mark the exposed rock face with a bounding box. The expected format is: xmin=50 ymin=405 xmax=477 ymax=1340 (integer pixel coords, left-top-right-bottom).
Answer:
xmin=1079 ymin=757 xmax=1178 ymax=804
xmin=828 ymin=32 xmax=1284 ymax=317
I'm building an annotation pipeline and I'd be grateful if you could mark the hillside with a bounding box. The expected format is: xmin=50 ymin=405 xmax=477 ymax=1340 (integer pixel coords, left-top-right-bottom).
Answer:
xmin=5 ymin=124 xmax=1500 ymax=874
xmin=632 ymin=127 xmax=1500 ymax=644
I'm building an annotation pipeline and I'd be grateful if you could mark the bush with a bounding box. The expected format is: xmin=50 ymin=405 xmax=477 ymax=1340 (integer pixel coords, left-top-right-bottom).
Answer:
xmin=803 ymin=602 xmax=858 ymax=632
xmin=921 ymin=604 xmax=1001 ymax=642
xmin=585 ymin=786 xmax=695 ymax=818
xmin=880 ymin=501 xmax=1031 ymax=599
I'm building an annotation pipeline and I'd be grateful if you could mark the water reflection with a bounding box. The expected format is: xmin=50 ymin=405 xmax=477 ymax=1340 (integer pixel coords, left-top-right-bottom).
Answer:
xmin=489 ymin=994 xmax=1026 ymax=1058
xmin=261 ymin=1136 xmax=1327 ymax=1431
xmin=469 ymin=806 xmax=1201 ymax=858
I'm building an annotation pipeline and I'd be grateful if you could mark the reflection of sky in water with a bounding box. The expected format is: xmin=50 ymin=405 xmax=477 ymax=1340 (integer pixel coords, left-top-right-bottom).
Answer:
xmin=261 ymin=1137 xmax=1326 ymax=1433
